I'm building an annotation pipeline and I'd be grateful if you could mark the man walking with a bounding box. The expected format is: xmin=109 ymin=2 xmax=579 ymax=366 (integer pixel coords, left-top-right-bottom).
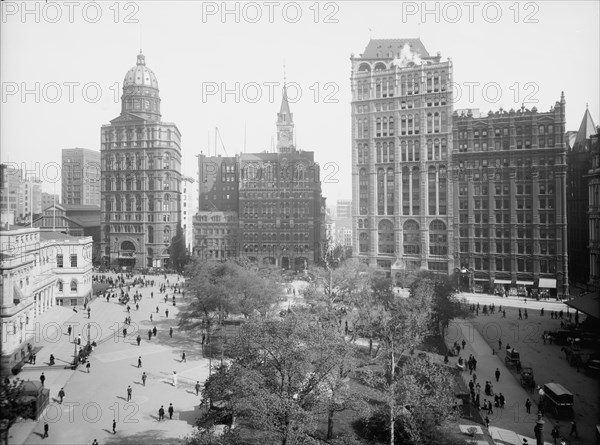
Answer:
xmin=570 ymin=420 xmax=578 ymax=438
xmin=136 ymin=335 xmax=141 ymax=346
xmin=112 ymin=419 xmax=117 ymax=434
xmin=172 ymin=371 xmax=178 ymax=388
xmin=158 ymin=405 xmax=165 ymax=421
xmin=123 ymin=327 xmax=127 ymax=338
xmin=169 ymin=327 xmax=173 ymax=338
xmin=40 ymin=372 xmax=46 ymax=386
xmin=141 ymin=372 xmax=147 ymax=386
xmin=181 ymin=351 xmax=186 ymax=363
xmin=67 ymin=325 xmax=72 ymax=337
xmin=77 ymin=334 xmax=82 ymax=345
xmin=127 ymin=385 xmax=132 ymax=401
xmin=525 ymin=398 xmax=532 ymax=414
xmin=495 ymin=368 xmax=501 ymax=382
xmin=152 ymin=326 xmax=157 ymax=337
xmin=87 ymin=307 xmax=91 ymax=319
xmin=138 ymin=356 xmax=142 ymax=368
xmin=86 ymin=362 xmax=91 ymax=373
xmin=168 ymin=403 xmax=174 ymax=419
xmin=195 ymin=381 xmax=201 ymax=396
xmin=43 ymin=423 xmax=49 ymax=438
xmin=148 ymin=329 xmax=152 ymax=341
xmin=165 ymin=309 xmax=169 ymax=318
xmin=58 ymin=388 xmax=65 ymax=404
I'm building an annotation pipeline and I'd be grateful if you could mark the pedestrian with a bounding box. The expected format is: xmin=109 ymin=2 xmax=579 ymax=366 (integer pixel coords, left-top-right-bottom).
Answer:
xmin=487 ymin=400 xmax=493 ymax=415
xmin=43 ymin=423 xmax=49 ymax=438
xmin=92 ymin=440 xmax=98 ymax=445
xmin=499 ymin=393 xmax=505 ymax=409
xmin=195 ymin=381 xmax=201 ymax=396
xmin=524 ymin=309 xmax=528 ymax=319
xmin=150 ymin=314 xmax=153 ymax=322
xmin=142 ymin=372 xmax=147 ymax=386
xmin=151 ymin=291 xmax=153 ymax=298
xmin=498 ymin=339 xmax=502 ymax=350
xmin=123 ymin=328 xmax=127 ymax=338
xmin=136 ymin=335 xmax=141 ymax=346
xmin=33 ymin=353 xmax=36 ymax=364
xmin=551 ymin=425 xmax=560 ymax=444
xmin=165 ymin=309 xmax=169 ymax=318
xmin=485 ymin=415 xmax=490 ymax=429
xmin=495 ymin=368 xmax=500 ymax=382
xmin=58 ymin=387 xmax=65 ymax=404
xmin=525 ymin=398 xmax=532 ymax=414
xmin=476 ymin=382 xmax=481 ymax=396
xmin=77 ymin=334 xmax=82 ymax=345
xmin=127 ymin=385 xmax=132 ymax=401
xmin=68 ymin=325 xmax=72 ymax=336
xmin=156 ymin=306 xmax=159 ymax=313
xmin=569 ymin=420 xmax=578 ymax=438
xmin=181 ymin=351 xmax=186 ymax=363
xmin=158 ymin=405 xmax=165 ymax=421
xmin=86 ymin=362 xmax=91 ymax=373
xmin=172 ymin=371 xmax=178 ymax=388
xmin=169 ymin=327 xmax=173 ymax=338
xmin=461 ymin=339 xmax=466 ymax=350
xmin=87 ymin=307 xmax=91 ymax=318
xmin=138 ymin=356 xmax=142 ymax=368
xmin=168 ymin=403 xmax=174 ymax=419
xmin=153 ymin=326 xmax=157 ymax=336
xmin=136 ymin=303 xmax=139 ymax=311
xmin=148 ymin=329 xmax=152 ymax=341
xmin=112 ymin=419 xmax=117 ymax=434
xmin=541 ymin=308 xmax=544 ymax=316
xmin=40 ymin=372 xmax=45 ymax=386
xmin=472 ymin=357 xmax=477 ymax=371
xmin=518 ymin=308 xmax=522 ymax=320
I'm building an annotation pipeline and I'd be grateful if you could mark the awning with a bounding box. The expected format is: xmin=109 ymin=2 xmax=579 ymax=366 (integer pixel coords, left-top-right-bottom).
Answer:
xmin=538 ymin=278 xmax=556 ymax=289
xmin=516 ymin=281 xmax=534 ymax=286
xmin=494 ymin=279 xmax=511 ymax=285
xmin=473 ymin=278 xmax=488 ymax=282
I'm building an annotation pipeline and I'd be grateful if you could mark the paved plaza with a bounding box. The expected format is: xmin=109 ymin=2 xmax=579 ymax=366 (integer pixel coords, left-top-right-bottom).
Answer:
xmin=8 ymin=273 xmax=206 ymax=445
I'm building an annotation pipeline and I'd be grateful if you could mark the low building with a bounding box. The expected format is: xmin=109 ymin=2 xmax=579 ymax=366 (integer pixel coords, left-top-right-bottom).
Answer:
xmin=0 ymin=226 xmax=93 ymax=374
xmin=193 ymin=211 xmax=239 ymax=260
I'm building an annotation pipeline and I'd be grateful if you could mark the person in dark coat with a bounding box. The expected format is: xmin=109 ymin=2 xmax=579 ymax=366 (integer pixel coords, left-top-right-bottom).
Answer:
xmin=158 ymin=405 xmax=165 ymax=421
xmin=43 ymin=423 xmax=49 ymax=438
xmin=112 ymin=419 xmax=117 ymax=434
xmin=495 ymin=368 xmax=501 ymax=382
xmin=168 ymin=403 xmax=174 ymax=419
xmin=40 ymin=372 xmax=46 ymax=386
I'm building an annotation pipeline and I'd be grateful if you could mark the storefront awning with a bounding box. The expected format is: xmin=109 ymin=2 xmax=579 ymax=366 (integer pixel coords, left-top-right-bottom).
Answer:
xmin=516 ymin=281 xmax=534 ymax=286
xmin=538 ymin=278 xmax=556 ymax=289
xmin=473 ymin=278 xmax=488 ymax=282
xmin=494 ymin=279 xmax=511 ymax=285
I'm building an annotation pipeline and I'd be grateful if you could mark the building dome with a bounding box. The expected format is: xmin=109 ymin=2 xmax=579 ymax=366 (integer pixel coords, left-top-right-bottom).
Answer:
xmin=123 ymin=53 xmax=159 ymax=89
xmin=120 ymin=52 xmax=161 ymax=121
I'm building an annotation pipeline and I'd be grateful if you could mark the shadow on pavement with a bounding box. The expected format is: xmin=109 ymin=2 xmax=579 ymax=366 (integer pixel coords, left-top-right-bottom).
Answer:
xmin=102 ymin=429 xmax=175 ymax=444
xmin=179 ymin=408 xmax=200 ymax=426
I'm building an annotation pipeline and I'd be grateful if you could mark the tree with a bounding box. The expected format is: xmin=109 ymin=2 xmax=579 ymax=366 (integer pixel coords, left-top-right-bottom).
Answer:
xmin=179 ymin=259 xmax=281 ymax=345
xmin=0 ymin=378 xmax=31 ymax=445
xmin=197 ymin=312 xmax=361 ymax=445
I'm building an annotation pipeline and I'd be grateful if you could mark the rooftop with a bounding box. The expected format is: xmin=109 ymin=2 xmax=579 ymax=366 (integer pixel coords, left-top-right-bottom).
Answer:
xmin=359 ymin=38 xmax=430 ymax=59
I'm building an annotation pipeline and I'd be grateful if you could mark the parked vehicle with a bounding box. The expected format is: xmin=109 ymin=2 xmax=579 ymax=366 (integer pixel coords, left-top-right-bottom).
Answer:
xmin=505 ymin=348 xmax=521 ymax=368
xmin=520 ymin=367 xmax=535 ymax=392
xmin=542 ymin=382 xmax=574 ymax=419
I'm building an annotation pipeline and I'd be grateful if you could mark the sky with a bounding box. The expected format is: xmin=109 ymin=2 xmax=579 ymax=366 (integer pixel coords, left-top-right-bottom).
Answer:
xmin=1 ymin=0 xmax=599 ymax=203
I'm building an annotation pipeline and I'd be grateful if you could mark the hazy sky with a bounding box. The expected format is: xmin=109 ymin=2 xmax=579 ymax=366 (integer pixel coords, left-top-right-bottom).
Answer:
xmin=2 ymin=1 xmax=599 ymax=202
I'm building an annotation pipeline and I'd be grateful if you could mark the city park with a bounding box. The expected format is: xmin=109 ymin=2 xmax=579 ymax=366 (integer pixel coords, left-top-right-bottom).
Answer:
xmin=1 ymin=248 xmax=596 ymax=445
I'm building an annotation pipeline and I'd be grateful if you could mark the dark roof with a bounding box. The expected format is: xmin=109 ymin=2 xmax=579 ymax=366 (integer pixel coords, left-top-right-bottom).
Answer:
xmin=68 ymin=214 xmax=101 ymax=228
xmin=59 ymin=204 xmax=101 ymax=211
xmin=573 ymin=107 xmax=597 ymax=150
xmin=564 ymin=293 xmax=600 ymax=319
xmin=360 ymin=38 xmax=430 ymax=59
xmin=39 ymin=231 xmax=88 ymax=242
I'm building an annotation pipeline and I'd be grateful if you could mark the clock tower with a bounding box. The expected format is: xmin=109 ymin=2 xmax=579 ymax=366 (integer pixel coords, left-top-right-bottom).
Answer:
xmin=276 ymin=85 xmax=295 ymax=153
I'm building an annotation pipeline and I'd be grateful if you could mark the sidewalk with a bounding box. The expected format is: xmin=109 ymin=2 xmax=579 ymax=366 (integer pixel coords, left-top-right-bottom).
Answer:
xmin=445 ymin=319 xmax=555 ymax=445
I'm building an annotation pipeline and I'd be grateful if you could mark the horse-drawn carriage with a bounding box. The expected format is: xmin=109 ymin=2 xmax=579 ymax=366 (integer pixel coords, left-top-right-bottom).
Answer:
xmin=505 ymin=348 xmax=521 ymax=369
xmin=520 ymin=367 xmax=536 ymax=392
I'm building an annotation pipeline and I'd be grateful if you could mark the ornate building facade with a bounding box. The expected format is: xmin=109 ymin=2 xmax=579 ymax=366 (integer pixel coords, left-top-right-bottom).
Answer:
xmin=351 ymin=39 xmax=455 ymax=279
xmin=587 ymin=127 xmax=600 ymax=290
xmin=452 ymin=97 xmax=569 ymax=298
xmin=193 ymin=88 xmax=326 ymax=269
xmin=100 ymin=53 xmax=182 ymax=268
xmin=62 ymin=148 xmax=101 ymax=206
xmin=0 ymin=226 xmax=93 ymax=374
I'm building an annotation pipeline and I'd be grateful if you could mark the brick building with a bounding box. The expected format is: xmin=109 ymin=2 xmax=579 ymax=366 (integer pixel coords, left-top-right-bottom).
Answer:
xmin=587 ymin=128 xmax=600 ymax=290
xmin=451 ymin=97 xmax=569 ymax=298
xmin=62 ymin=148 xmax=101 ymax=206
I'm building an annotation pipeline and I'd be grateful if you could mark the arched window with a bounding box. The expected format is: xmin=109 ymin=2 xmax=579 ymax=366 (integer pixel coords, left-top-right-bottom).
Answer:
xmin=429 ymin=220 xmax=448 ymax=256
xmin=359 ymin=232 xmax=369 ymax=253
xmin=148 ymin=226 xmax=154 ymax=243
xmin=70 ymin=279 xmax=77 ymax=292
xmin=439 ymin=165 xmax=447 ymax=215
xmin=377 ymin=168 xmax=385 ymax=215
xmin=377 ymin=143 xmax=382 ymax=163
xmin=359 ymin=168 xmax=368 ymax=215
xmin=412 ymin=167 xmax=420 ymax=215
xmin=387 ymin=168 xmax=395 ymax=215
xmin=403 ymin=220 xmax=420 ymax=255
xmin=428 ymin=166 xmax=437 ymax=215
xmin=163 ymin=226 xmax=171 ymax=244
xmin=378 ymin=220 xmax=394 ymax=255
xmin=57 ymin=280 xmax=63 ymax=292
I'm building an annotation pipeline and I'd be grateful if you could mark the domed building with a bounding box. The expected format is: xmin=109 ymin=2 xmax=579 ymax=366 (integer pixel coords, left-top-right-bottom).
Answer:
xmin=100 ymin=52 xmax=183 ymax=269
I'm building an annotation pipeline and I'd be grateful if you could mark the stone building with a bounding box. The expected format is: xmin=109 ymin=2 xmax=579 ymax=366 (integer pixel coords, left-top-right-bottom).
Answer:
xmin=0 ymin=226 xmax=93 ymax=374
xmin=351 ymin=39 xmax=454 ymax=279
xmin=587 ymin=127 xmax=600 ymax=290
xmin=62 ymin=148 xmax=101 ymax=206
xmin=451 ymin=97 xmax=569 ymax=298
xmin=194 ymin=87 xmax=325 ymax=269
xmin=566 ymin=108 xmax=597 ymax=287
xmin=100 ymin=52 xmax=182 ymax=269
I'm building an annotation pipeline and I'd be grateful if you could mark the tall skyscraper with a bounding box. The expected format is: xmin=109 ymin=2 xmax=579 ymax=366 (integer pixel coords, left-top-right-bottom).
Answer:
xmin=100 ymin=52 xmax=182 ymax=268
xmin=351 ymin=39 xmax=454 ymax=279
xmin=452 ymin=98 xmax=569 ymax=298
xmin=586 ymin=127 xmax=600 ymax=290
xmin=62 ymin=148 xmax=101 ymax=206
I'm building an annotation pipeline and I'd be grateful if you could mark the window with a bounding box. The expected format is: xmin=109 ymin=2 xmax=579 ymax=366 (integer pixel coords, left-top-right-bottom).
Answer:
xmin=57 ymin=254 xmax=63 ymax=268
xmin=70 ymin=280 xmax=77 ymax=292
xmin=57 ymin=280 xmax=63 ymax=292
xmin=70 ymin=254 xmax=77 ymax=267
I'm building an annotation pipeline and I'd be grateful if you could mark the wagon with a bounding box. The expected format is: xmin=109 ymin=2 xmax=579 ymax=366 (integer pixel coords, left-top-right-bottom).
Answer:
xmin=505 ymin=348 xmax=521 ymax=368
xmin=520 ymin=367 xmax=535 ymax=392
xmin=542 ymin=382 xmax=574 ymax=419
